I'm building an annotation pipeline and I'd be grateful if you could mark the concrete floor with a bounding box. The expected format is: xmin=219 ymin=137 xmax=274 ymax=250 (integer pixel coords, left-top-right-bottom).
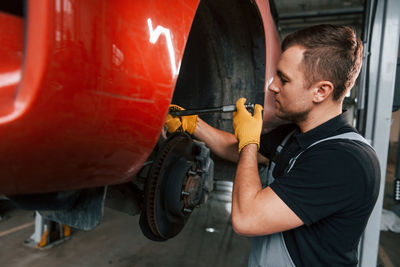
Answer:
xmin=0 ymin=189 xmax=250 ymax=267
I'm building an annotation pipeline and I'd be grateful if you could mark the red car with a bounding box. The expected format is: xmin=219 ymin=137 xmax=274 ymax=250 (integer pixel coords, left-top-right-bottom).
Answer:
xmin=0 ymin=0 xmax=280 ymax=240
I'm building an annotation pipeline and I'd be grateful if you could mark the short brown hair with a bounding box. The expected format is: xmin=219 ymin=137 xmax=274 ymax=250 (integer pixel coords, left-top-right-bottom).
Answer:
xmin=282 ymin=24 xmax=363 ymax=101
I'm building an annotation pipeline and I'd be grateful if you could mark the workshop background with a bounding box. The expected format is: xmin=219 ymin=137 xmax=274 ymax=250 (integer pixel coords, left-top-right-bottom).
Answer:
xmin=1 ymin=0 xmax=399 ymax=266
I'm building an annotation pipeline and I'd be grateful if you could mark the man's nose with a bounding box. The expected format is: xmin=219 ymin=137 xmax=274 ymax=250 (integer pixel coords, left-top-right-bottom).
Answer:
xmin=268 ymin=77 xmax=279 ymax=93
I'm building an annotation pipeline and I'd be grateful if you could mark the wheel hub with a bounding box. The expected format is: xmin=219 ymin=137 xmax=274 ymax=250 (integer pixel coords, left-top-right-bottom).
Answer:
xmin=139 ymin=132 xmax=214 ymax=241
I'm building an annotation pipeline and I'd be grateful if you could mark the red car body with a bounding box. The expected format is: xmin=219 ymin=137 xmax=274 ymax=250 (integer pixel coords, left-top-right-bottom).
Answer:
xmin=0 ymin=0 xmax=280 ymax=195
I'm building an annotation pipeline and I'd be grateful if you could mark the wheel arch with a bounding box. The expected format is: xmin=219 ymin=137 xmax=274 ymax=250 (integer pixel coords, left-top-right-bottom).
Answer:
xmin=173 ymin=0 xmax=269 ymax=132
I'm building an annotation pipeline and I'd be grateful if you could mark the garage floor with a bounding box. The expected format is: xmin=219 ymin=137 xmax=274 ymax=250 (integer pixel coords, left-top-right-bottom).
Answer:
xmin=1 ymin=165 xmax=399 ymax=267
xmin=0 ymin=185 xmax=250 ymax=267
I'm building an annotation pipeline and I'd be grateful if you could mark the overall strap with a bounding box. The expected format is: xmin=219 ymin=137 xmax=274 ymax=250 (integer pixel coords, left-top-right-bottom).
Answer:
xmin=286 ymin=132 xmax=372 ymax=174
xmin=264 ymin=129 xmax=297 ymax=186
xmin=274 ymin=129 xmax=297 ymax=160
xmin=249 ymin=233 xmax=296 ymax=267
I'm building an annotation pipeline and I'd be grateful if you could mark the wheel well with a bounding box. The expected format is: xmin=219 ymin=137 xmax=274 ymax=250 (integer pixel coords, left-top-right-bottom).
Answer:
xmin=172 ymin=0 xmax=266 ymax=132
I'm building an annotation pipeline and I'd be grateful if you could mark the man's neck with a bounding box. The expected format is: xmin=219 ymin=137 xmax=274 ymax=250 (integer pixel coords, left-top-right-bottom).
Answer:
xmin=297 ymin=103 xmax=342 ymax=133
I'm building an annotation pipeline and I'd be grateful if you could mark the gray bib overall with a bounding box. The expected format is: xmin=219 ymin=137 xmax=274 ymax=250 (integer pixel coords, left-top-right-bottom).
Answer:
xmin=248 ymin=131 xmax=371 ymax=267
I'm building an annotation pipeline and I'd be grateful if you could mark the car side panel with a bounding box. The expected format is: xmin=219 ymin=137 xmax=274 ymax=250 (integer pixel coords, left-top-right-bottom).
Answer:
xmin=0 ymin=0 xmax=199 ymax=194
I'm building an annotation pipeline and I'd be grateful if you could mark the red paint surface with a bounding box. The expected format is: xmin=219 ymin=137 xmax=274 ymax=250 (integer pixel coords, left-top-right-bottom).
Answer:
xmin=0 ymin=0 xmax=279 ymax=195
xmin=0 ymin=12 xmax=23 ymax=119
xmin=255 ymin=0 xmax=283 ymax=132
xmin=0 ymin=0 xmax=199 ymax=194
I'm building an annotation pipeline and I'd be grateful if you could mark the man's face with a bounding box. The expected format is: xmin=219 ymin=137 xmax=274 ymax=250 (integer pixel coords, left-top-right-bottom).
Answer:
xmin=268 ymin=45 xmax=314 ymax=123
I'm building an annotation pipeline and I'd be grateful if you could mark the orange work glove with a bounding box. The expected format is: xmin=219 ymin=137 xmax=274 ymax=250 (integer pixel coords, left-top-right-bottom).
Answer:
xmin=232 ymin=98 xmax=263 ymax=153
xmin=165 ymin=104 xmax=198 ymax=134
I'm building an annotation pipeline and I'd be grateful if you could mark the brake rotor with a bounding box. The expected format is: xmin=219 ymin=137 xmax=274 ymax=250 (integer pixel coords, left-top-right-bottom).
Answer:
xmin=139 ymin=132 xmax=202 ymax=241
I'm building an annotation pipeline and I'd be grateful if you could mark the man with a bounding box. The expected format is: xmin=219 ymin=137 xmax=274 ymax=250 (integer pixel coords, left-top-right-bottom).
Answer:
xmin=166 ymin=24 xmax=380 ymax=266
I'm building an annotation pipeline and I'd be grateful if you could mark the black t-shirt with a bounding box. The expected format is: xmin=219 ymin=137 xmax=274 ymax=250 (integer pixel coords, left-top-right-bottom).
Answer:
xmin=259 ymin=113 xmax=380 ymax=267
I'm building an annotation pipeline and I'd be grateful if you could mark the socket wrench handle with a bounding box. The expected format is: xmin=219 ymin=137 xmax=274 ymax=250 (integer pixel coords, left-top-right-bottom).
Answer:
xmin=169 ymin=104 xmax=255 ymax=116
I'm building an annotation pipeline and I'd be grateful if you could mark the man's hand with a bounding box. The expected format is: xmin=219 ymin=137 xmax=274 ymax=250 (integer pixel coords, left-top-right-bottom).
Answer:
xmin=232 ymin=98 xmax=263 ymax=153
xmin=165 ymin=104 xmax=198 ymax=134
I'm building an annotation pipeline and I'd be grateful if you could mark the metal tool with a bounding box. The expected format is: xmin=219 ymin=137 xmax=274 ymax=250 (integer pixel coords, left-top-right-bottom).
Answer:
xmin=169 ymin=103 xmax=255 ymax=116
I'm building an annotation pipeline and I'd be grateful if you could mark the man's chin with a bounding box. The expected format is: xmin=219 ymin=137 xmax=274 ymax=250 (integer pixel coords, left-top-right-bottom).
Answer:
xmin=274 ymin=110 xmax=286 ymax=120
xmin=276 ymin=110 xmax=309 ymax=123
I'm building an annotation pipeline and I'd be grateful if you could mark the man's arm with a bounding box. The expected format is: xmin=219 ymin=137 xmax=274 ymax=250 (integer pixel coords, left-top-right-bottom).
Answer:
xmin=165 ymin=105 xmax=268 ymax=164
xmin=231 ymin=144 xmax=304 ymax=236
xmin=194 ymin=118 xmax=268 ymax=164
xmin=231 ymin=98 xmax=302 ymax=236
xmin=193 ymin=118 xmax=239 ymax=162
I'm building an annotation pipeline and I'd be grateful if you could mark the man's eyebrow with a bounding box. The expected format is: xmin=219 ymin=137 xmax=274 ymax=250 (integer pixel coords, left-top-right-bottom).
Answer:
xmin=277 ymin=70 xmax=290 ymax=80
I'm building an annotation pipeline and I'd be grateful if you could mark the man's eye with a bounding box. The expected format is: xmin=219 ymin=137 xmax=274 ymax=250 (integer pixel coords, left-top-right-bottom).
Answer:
xmin=280 ymin=77 xmax=288 ymax=84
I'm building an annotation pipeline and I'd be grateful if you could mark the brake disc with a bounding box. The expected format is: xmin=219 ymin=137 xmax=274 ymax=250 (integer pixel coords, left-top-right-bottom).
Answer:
xmin=139 ymin=132 xmax=213 ymax=241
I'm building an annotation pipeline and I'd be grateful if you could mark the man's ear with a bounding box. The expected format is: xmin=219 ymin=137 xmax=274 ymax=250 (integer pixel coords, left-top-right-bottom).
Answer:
xmin=311 ymin=81 xmax=334 ymax=103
